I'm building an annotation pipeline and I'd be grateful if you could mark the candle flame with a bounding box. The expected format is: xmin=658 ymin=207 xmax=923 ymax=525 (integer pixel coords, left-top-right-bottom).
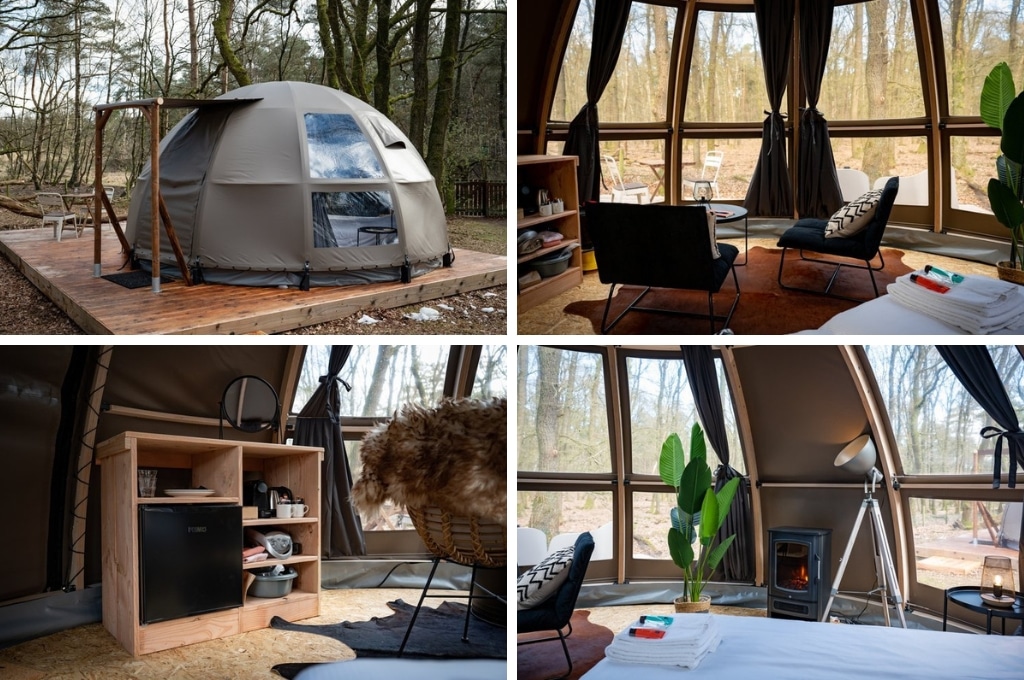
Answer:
xmin=994 ymin=575 xmax=1003 ymax=587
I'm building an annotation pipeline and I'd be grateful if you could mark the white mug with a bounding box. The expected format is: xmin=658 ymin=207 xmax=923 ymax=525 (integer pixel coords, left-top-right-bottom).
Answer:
xmin=275 ymin=502 xmax=291 ymax=518
xmin=290 ymin=503 xmax=309 ymax=518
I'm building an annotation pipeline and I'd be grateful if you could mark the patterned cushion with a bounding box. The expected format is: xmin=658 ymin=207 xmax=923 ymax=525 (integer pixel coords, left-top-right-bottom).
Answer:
xmin=705 ymin=208 xmax=721 ymax=259
xmin=825 ymin=189 xmax=882 ymax=238
xmin=516 ymin=545 xmax=574 ymax=610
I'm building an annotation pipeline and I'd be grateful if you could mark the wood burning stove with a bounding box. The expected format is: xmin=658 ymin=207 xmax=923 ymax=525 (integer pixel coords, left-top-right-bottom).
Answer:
xmin=768 ymin=527 xmax=831 ymax=621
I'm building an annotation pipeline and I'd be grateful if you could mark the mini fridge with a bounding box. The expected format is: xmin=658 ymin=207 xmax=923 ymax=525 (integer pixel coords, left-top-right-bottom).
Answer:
xmin=139 ymin=505 xmax=243 ymax=624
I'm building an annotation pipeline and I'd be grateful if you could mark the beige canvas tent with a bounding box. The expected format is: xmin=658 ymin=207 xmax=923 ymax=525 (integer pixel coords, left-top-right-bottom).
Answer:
xmin=127 ymin=81 xmax=451 ymax=287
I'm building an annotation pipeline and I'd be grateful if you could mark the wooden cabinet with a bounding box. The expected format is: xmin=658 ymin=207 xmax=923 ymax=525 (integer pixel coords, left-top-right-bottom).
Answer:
xmin=517 ymin=155 xmax=584 ymax=311
xmin=97 ymin=431 xmax=323 ymax=656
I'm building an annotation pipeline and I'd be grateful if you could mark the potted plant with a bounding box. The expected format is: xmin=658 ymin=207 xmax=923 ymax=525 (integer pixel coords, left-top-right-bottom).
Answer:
xmin=980 ymin=62 xmax=1024 ymax=281
xmin=658 ymin=423 xmax=741 ymax=613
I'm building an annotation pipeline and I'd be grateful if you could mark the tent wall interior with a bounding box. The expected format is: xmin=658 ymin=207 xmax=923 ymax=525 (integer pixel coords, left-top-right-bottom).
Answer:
xmin=517 ymin=345 xmax=1024 ymax=633
xmin=0 ymin=345 xmax=501 ymax=650
xmin=518 ymin=0 xmax=1019 ymax=263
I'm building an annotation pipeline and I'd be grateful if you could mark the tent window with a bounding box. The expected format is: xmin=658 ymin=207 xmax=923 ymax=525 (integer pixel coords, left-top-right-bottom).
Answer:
xmin=304 ymin=113 xmax=385 ymax=179
xmin=312 ymin=191 xmax=398 ymax=248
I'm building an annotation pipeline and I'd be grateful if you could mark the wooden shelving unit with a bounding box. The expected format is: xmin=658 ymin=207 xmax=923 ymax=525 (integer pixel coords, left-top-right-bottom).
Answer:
xmin=517 ymin=155 xmax=584 ymax=312
xmin=96 ymin=431 xmax=323 ymax=657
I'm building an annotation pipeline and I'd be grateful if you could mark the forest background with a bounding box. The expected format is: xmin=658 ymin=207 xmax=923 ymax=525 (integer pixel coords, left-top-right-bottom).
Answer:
xmin=0 ymin=0 xmax=506 ymax=208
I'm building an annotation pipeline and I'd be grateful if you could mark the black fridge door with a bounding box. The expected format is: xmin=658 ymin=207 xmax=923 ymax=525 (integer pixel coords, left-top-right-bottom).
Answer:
xmin=139 ymin=505 xmax=242 ymax=624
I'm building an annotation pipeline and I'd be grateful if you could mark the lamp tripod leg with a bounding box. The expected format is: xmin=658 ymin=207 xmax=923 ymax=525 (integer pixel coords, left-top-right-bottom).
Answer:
xmin=821 ymin=498 xmax=871 ymax=622
xmin=868 ymin=499 xmax=907 ymax=628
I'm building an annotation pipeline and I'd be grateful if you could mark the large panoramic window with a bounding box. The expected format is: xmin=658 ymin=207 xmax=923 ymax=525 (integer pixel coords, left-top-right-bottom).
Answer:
xmin=684 ymin=10 xmax=765 ymax=123
xmin=304 ymin=113 xmax=384 ymax=178
xmin=940 ymin=2 xmax=1024 ymax=117
xmin=551 ymin=1 xmax=678 ymax=123
xmin=864 ymin=345 xmax=1024 ymax=475
xmin=518 ymin=346 xmax=611 ymax=475
xmin=821 ymin=0 xmax=924 ymax=121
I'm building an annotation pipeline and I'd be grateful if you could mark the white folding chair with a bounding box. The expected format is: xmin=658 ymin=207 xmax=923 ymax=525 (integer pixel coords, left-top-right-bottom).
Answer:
xmin=37 ymin=193 xmax=78 ymax=242
xmin=836 ymin=167 xmax=870 ymax=202
xmin=683 ymin=150 xmax=725 ymax=198
xmin=602 ymin=154 xmax=650 ymax=204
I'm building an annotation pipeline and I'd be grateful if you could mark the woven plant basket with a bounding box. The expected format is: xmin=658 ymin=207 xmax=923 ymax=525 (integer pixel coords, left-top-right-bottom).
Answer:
xmin=996 ymin=261 xmax=1024 ymax=286
xmin=407 ymin=505 xmax=507 ymax=568
xmin=673 ymin=595 xmax=712 ymax=614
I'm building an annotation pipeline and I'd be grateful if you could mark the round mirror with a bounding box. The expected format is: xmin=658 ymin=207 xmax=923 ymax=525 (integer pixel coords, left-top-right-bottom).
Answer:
xmin=221 ymin=375 xmax=280 ymax=434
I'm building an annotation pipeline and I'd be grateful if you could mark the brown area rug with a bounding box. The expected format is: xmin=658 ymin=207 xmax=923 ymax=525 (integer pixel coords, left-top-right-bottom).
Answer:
xmin=564 ymin=246 xmax=913 ymax=334
xmin=517 ymin=610 xmax=613 ymax=680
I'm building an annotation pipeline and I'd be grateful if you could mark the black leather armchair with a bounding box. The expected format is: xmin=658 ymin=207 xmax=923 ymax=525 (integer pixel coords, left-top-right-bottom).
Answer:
xmin=585 ymin=202 xmax=740 ymax=333
xmin=777 ymin=176 xmax=900 ymax=300
xmin=518 ymin=532 xmax=595 ymax=680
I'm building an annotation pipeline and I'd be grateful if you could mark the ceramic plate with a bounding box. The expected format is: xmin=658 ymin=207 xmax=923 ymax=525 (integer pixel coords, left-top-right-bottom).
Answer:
xmin=164 ymin=489 xmax=217 ymax=497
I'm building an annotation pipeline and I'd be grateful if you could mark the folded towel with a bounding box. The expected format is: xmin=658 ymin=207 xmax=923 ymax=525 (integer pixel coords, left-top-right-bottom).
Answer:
xmin=886 ymin=272 xmax=1024 ymax=334
xmin=604 ymin=615 xmax=721 ymax=669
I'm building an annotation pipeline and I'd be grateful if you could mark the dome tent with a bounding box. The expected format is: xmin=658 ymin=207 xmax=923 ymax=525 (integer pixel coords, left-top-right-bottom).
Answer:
xmin=127 ymin=81 xmax=451 ymax=288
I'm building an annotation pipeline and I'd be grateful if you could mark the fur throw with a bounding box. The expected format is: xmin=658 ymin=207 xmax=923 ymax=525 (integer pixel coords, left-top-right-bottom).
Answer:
xmin=353 ymin=397 xmax=507 ymax=525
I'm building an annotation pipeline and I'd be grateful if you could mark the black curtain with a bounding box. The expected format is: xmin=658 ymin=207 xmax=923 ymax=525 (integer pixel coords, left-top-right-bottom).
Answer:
xmin=797 ymin=0 xmax=843 ymax=218
xmin=936 ymin=346 xmax=1024 ymax=489
xmin=294 ymin=345 xmax=366 ymax=557
xmin=744 ymin=0 xmax=795 ymax=216
xmin=563 ymin=0 xmax=633 ymax=205
xmin=681 ymin=346 xmax=753 ymax=581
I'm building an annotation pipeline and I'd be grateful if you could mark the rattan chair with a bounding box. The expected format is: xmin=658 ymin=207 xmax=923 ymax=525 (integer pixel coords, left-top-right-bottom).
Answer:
xmin=399 ymin=505 xmax=507 ymax=655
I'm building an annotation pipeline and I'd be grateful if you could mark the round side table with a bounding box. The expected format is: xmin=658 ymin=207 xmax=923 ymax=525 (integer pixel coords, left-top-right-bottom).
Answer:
xmin=943 ymin=585 xmax=1024 ymax=635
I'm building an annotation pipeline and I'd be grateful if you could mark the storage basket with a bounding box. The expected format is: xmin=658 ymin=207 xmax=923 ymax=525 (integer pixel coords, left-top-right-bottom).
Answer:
xmin=248 ymin=569 xmax=297 ymax=598
xmin=407 ymin=505 xmax=506 ymax=569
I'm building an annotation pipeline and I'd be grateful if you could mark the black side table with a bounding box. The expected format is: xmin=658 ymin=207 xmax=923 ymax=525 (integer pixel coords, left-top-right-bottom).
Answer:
xmin=943 ymin=585 xmax=1024 ymax=635
xmin=707 ymin=203 xmax=749 ymax=266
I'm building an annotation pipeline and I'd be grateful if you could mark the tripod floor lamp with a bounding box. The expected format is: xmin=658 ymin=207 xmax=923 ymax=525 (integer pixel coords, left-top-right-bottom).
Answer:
xmin=821 ymin=434 xmax=908 ymax=628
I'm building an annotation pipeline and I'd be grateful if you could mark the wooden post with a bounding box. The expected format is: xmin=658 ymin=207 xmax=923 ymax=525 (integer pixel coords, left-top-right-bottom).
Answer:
xmin=149 ymin=99 xmax=162 ymax=292
xmin=93 ymin=110 xmax=109 ymax=277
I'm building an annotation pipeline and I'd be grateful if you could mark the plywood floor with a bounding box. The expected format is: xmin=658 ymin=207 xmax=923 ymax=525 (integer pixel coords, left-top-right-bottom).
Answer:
xmin=0 ymin=588 xmax=489 ymax=680
xmin=0 ymin=227 xmax=506 ymax=334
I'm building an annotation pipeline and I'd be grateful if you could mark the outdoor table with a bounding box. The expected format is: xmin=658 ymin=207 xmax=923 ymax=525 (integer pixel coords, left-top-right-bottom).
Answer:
xmin=357 ymin=225 xmax=398 ymax=246
xmin=640 ymin=158 xmax=665 ymax=196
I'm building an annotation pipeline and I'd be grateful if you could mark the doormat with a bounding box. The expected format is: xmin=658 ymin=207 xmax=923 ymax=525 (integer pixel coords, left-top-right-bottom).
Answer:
xmin=270 ymin=599 xmax=505 ymax=679
xmin=101 ymin=271 xmax=173 ymax=289
xmin=518 ymin=610 xmax=613 ymax=680
xmin=564 ymin=246 xmax=912 ymax=334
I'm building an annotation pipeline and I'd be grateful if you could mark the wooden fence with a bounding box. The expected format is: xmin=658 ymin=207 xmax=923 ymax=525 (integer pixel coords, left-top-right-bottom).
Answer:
xmin=454 ymin=180 xmax=506 ymax=217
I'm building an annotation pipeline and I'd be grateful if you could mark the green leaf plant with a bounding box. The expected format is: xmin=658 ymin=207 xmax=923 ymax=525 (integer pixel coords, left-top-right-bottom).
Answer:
xmin=980 ymin=62 xmax=1024 ymax=268
xmin=659 ymin=424 xmax=741 ymax=603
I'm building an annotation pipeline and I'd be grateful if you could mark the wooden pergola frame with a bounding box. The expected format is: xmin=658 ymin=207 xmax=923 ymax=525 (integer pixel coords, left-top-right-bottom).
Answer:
xmin=91 ymin=97 xmax=257 ymax=293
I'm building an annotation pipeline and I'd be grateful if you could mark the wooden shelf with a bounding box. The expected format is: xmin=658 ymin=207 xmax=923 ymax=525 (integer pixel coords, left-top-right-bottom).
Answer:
xmin=517 ymin=238 xmax=580 ymax=265
xmin=98 ymin=431 xmax=323 ymax=657
xmin=517 ymin=209 xmax=579 ymax=231
xmin=517 ymin=155 xmax=584 ymax=312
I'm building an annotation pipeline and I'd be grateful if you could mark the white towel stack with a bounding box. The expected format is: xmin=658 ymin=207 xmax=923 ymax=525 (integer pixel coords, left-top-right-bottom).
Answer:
xmin=604 ymin=615 xmax=721 ymax=670
xmin=887 ymin=271 xmax=1024 ymax=334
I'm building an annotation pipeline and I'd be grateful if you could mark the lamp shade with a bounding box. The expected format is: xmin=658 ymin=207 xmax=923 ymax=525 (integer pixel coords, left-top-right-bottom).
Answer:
xmin=834 ymin=435 xmax=877 ymax=475
xmin=981 ymin=555 xmax=1014 ymax=596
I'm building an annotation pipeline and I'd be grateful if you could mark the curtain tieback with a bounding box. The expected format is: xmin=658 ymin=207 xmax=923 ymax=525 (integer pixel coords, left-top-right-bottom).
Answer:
xmin=980 ymin=426 xmax=1024 ymax=489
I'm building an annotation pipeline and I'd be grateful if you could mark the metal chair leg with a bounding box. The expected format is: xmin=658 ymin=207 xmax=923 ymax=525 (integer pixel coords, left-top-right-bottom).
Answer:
xmin=397 ymin=556 xmax=442 ymax=656
xmin=462 ymin=563 xmax=477 ymax=643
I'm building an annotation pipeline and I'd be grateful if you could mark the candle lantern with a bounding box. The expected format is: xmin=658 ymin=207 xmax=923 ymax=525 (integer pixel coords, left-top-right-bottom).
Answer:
xmin=980 ymin=555 xmax=1014 ymax=607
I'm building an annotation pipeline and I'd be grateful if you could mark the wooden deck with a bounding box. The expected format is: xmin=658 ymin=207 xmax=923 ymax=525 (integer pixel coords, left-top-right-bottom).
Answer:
xmin=0 ymin=227 xmax=506 ymax=334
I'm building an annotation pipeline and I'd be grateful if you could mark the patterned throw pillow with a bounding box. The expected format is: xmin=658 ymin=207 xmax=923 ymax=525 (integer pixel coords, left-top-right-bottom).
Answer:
xmin=517 ymin=545 xmax=575 ymax=610
xmin=825 ymin=189 xmax=882 ymax=238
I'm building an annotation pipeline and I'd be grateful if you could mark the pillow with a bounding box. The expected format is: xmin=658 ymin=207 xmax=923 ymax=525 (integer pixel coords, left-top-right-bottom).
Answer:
xmin=705 ymin=207 xmax=721 ymax=259
xmin=824 ymin=189 xmax=882 ymax=238
xmin=517 ymin=545 xmax=574 ymax=610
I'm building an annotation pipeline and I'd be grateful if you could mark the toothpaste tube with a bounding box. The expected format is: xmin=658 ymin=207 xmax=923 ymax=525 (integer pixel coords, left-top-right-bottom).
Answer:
xmin=628 ymin=626 xmax=667 ymax=639
xmin=924 ymin=264 xmax=964 ymax=284
xmin=639 ymin=615 xmax=674 ymax=626
xmin=910 ymin=273 xmax=950 ymax=293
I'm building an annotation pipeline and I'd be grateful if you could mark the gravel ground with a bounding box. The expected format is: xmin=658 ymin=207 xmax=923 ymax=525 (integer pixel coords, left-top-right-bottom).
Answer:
xmin=0 ymin=206 xmax=507 ymax=335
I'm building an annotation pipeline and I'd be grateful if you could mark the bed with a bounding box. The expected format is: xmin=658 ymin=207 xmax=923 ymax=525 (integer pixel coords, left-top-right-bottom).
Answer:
xmin=581 ymin=614 xmax=1024 ymax=679
xmin=805 ymin=291 xmax=1024 ymax=335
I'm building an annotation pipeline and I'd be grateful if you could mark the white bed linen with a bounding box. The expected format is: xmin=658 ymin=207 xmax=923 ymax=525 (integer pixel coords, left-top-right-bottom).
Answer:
xmin=805 ymin=294 xmax=1023 ymax=335
xmin=581 ymin=615 xmax=1024 ymax=680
